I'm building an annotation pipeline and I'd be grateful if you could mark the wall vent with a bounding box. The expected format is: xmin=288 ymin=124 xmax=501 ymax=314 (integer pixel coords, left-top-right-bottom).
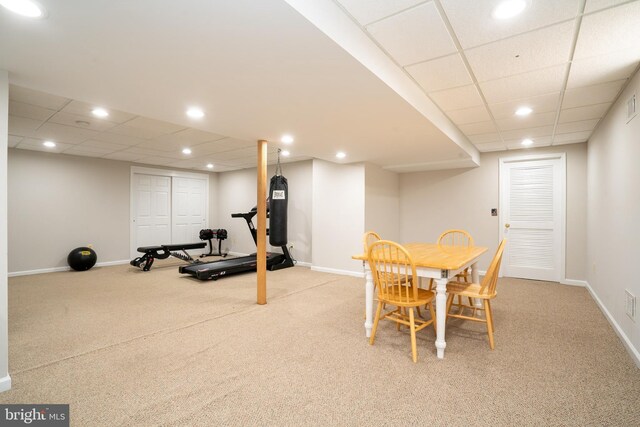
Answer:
xmin=626 ymin=289 xmax=636 ymax=321
xmin=627 ymin=93 xmax=637 ymax=123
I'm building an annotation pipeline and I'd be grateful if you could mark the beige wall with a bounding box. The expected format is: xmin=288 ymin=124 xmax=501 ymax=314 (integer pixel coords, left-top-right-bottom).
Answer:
xmin=312 ymin=159 xmax=365 ymax=273
xmin=7 ymin=149 xmax=218 ymax=273
xmin=587 ymin=69 xmax=640 ymax=362
xmin=216 ymin=160 xmax=313 ymax=263
xmin=399 ymin=143 xmax=587 ymax=279
xmin=1 ymin=70 xmax=10 ymax=390
xmin=364 ymin=163 xmax=400 ymax=242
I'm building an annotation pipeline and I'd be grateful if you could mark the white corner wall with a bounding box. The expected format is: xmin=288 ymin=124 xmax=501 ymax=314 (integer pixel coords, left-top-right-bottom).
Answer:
xmin=311 ymin=159 xmax=365 ymax=274
xmin=587 ymin=69 xmax=640 ymax=366
xmin=364 ymin=163 xmax=400 ymax=241
xmin=399 ymin=143 xmax=588 ymax=278
xmin=216 ymin=160 xmax=313 ymax=263
xmin=0 ymin=70 xmax=11 ymax=392
xmin=7 ymin=149 xmax=219 ymax=273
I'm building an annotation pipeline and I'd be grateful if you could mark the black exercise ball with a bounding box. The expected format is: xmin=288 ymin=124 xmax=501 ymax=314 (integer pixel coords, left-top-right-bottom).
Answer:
xmin=67 ymin=247 xmax=97 ymax=271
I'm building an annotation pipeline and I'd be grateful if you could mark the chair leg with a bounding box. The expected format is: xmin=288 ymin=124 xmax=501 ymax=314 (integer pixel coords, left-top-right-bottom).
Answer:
xmin=369 ymin=301 xmax=383 ymax=346
xmin=487 ymin=300 xmax=495 ymax=331
xmin=428 ymin=302 xmax=437 ymax=334
xmin=409 ymin=307 xmax=417 ymax=363
xmin=397 ymin=307 xmax=405 ymax=331
xmin=416 ymin=306 xmax=423 ymax=318
xmin=484 ymin=299 xmax=495 ymax=350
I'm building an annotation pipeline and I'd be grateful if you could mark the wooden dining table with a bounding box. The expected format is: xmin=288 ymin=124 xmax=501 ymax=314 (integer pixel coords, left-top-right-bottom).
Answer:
xmin=352 ymin=243 xmax=487 ymax=359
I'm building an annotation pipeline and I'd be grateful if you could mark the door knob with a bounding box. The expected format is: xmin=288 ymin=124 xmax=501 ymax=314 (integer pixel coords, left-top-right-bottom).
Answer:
xmin=505 ymin=223 xmax=510 ymax=228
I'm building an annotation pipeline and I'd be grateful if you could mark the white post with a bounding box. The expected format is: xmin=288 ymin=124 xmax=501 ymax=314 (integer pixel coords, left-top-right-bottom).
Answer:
xmin=0 ymin=70 xmax=11 ymax=392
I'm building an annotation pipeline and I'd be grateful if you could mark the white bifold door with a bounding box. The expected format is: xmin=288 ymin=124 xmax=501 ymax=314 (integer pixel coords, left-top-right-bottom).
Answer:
xmin=499 ymin=154 xmax=566 ymax=282
xmin=131 ymin=171 xmax=208 ymax=258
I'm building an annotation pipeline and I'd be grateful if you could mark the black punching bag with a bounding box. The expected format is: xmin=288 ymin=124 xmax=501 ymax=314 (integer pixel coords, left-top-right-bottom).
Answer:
xmin=269 ymin=173 xmax=288 ymax=246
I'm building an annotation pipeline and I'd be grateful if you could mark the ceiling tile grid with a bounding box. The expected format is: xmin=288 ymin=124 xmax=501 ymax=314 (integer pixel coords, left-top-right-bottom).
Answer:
xmin=337 ymin=0 xmax=640 ymax=151
xmin=7 ymin=84 xmax=275 ymax=172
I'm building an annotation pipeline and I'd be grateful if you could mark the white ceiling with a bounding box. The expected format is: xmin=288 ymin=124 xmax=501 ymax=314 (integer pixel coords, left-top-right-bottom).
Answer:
xmin=1 ymin=0 xmax=639 ymax=168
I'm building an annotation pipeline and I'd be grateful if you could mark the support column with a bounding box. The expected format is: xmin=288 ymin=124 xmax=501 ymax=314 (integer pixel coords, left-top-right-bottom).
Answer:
xmin=0 ymin=70 xmax=11 ymax=392
xmin=257 ymin=139 xmax=267 ymax=305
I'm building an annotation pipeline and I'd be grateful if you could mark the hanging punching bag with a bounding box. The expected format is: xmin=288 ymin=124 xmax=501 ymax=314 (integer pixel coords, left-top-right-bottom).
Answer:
xmin=269 ymin=153 xmax=288 ymax=247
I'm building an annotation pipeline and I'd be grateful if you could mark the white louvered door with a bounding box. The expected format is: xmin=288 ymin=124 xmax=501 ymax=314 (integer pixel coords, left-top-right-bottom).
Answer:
xmin=499 ymin=155 xmax=565 ymax=282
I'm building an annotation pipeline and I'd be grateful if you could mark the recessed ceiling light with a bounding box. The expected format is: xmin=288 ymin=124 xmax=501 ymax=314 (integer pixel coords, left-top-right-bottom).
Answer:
xmin=281 ymin=135 xmax=294 ymax=144
xmin=186 ymin=107 xmax=204 ymax=119
xmin=182 ymin=148 xmax=192 ymax=155
xmin=521 ymin=138 xmax=533 ymax=146
xmin=91 ymin=108 xmax=109 ymax=118
xmin=0 ymin=0 xmax=45 ymax=18
xmin=515 ymin=106 xmax=533 ymax=116
xmin=281 ymin=150 xmax=290 ymax=157
xmin=492 ymin=0 xmax=527 ymax=20
xmin=43 ymin=140 xmax=56 ymax=148
xmin=336 ymin=151 xmax=346 ymax=159
xmin=206 ymin=163 xmax=214 ymax=169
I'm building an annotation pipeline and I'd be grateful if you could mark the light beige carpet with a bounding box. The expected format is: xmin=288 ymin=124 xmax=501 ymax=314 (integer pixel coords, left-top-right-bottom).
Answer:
xmin=1 ymin=263 xmax=639 ymax=426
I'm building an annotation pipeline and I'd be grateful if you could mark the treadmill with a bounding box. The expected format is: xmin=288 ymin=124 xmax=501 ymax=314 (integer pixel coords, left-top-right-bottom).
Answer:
xmin=179 ymin=207 xmax=294 ymax=280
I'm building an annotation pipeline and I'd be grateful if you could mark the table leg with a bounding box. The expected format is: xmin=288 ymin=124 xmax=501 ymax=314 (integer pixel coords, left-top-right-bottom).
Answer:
xmin=364 ymin=267 xmax=374 ymax=338
xmin=434 ymin=277 xmax=448 ymax=359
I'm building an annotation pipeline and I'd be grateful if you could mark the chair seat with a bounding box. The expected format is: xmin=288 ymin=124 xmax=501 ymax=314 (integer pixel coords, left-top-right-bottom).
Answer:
xmin=380 ymin=287 xmax=435 ymax=307
xmin=446 ymin=281 xmax=496 ymax=299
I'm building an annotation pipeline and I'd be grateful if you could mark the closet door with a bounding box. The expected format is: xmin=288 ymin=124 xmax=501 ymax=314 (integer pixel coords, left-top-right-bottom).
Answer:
xmin=172 ymin=177 xmax=207 ymax=245
xmin=131 ymin=174 xmax=171 ymax=255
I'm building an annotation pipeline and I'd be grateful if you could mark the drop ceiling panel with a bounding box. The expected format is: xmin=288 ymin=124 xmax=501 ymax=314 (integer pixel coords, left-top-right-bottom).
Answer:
xmin=17 ymin=138 xmax=73 ymax=153
xmin=406 ymin=53 xmax=472 ymax=92
xmin=505 ymin=137 xmax=552 ymax=149
xmin=80 ymin=139 xmax=131 ymax=151
xmin=8 ymin=135 xmax=23 ymax=148
xmin=488 ymin=92 xmax=561 ymax=119
xmin=475 ymin=141 xmax=507 ymax=152
xmin=562 ymin=79 xmax=626 ymax=109
xmin=553 ymin=130 xmax=592 ymax=143
xmin=120 ymin=146 xmax=164 ymax=156
xmin=9 ymin=85 xmax=70 ymax=110
xmin=102 ymin=151 xmax=145 ymax=162
xmin=63 ymin=145 xmax=114 ymax=156
xmin=495 ymin=111 xmax=557 ymax=131
xmin=133 ymin=156 xmax=176 ymax=166
xmin=108 ymin=123 xmax=169 ymax=140
xmin=584 ymin=0 xmax=631 ymax=13
xmin=8 ymin=101 xmax=57 ymax=121
xmin=567 ymin=49 xmax=639 ymax=88
xmin=337 ymin=0 xmax=425 ymax=25
xmin=91 ymin=131 xmax=147 ymax=146
xmin=501 ymin=125 xmax=554 ymax=140
xmin=480 ymin=65 xmax=567 ymax=104
xmin=559 ymin=102 xmax=611 ymax=123
xmin=48 ymin=112 xmax=118 ymax=132
xmin=446 ymin=105 xmax=492 ymax=125
xmin=194 ymin=138 xmax=256 ymax=154
xmin=34 ymin=122 xmax=99 ymax=144
xmin=458 ymin=120 xmax=497 ymax=135
xmin=555 ymin=119 xmax=599 ymax=134
xmin=440 ymin=0 xmax=581 ymax=48
xmin=60 ymin=100 xmax=137 ymax=124
xmin=135 ymin=139 xmax=192 ymax=153
xmin=8 ymin=115 xmax=44 ymax=136
xmin=465 ymin=21 xmax=574 ymax=82
xmin=468 ymin=133 xmax=501 ymax=144
xmin=429 ymin=84 xmax=484 ymax=111
xmin=574 ymin=1 xmax=640 ymax=59
xmin=366 ymin=2 xmax=456 ymax=66
xmin=152 ymin=128 xmax=226 ymax=145
xmin=122 ymin=116 xmax=187 ymax=134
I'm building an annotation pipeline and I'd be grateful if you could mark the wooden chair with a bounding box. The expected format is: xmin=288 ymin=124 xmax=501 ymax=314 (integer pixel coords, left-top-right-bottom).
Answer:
xmin=363 ymin=231 xmax=382 ymax=253
xmin=428 ymin=229 xmax=474 ymax=306
xmin=368 ymin=240 xmax=436 ymax=363
xmin=445 ymin=239 xmax=507 ymax=350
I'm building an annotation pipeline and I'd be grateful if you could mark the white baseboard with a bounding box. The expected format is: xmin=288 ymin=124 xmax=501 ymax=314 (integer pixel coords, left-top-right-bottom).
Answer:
xmin=0 ymin=374 xmax=11 ymax=393
xmin=585 ymin=282 xmax=640 ymax=368
xmin=561 ymin=278 xmax=588 ymax=287
xmin=8 ymin=259 xmax=130 ymax=277
xmin=295 ymin=261 xmax=311 ymax=268
xmin=310 ymin=266 xmax=364 ymax=278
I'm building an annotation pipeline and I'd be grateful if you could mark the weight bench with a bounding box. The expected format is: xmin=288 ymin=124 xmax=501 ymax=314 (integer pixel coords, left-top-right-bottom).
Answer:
xmin=130 ymin=242 xmax=207 ymax=271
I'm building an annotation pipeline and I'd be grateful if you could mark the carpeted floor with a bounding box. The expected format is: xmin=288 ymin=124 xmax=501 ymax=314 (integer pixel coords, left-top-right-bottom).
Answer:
xmin=1 ymin=262 xmax=639 ymax=426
